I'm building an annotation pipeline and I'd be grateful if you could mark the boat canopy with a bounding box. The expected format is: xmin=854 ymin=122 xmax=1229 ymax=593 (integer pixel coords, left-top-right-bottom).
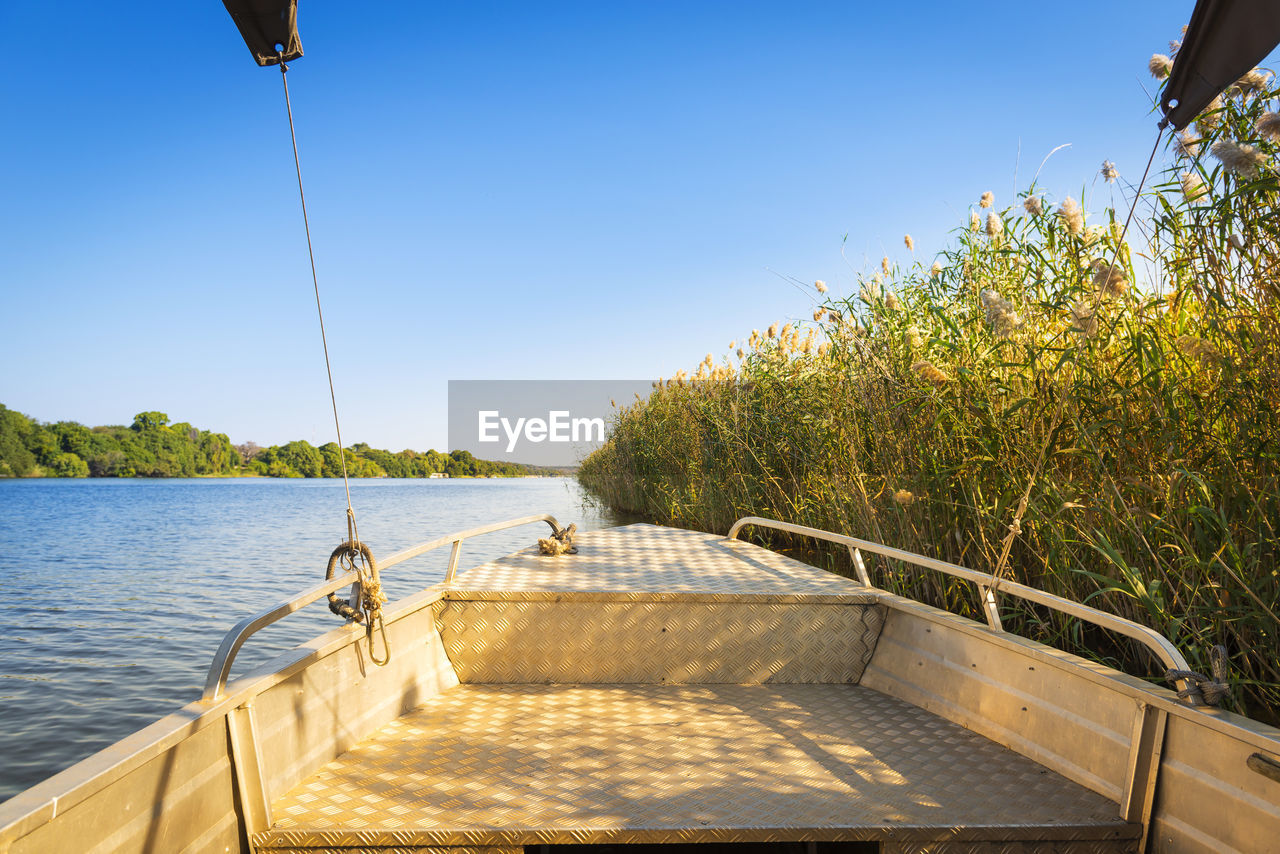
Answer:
xmin=223 ymin=0 xmax=302 ymax=66
xmin=1161 ymin=0 xmax=1280 ymax=130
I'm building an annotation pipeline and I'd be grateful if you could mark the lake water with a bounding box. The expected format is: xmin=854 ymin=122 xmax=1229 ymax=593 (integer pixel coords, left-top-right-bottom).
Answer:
xmin=0 ymin=476 xmax=622 ymax=802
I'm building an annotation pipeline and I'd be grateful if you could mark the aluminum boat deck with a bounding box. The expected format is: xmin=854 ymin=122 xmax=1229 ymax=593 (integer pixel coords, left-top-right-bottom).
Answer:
xmin=6 ymin=521 xmax=1276 ymax=853
xmin=252 ymin=525 xmax=1139 ymax=853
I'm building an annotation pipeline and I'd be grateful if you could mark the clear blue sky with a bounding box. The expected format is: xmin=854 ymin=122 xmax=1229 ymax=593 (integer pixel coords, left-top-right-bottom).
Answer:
xmin=1 ymin=2 xmax=1205 ymax=451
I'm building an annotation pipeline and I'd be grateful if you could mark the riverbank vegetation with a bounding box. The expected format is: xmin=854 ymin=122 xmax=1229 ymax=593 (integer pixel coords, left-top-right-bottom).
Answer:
xmin=580 ymin=52 xmax=1280 ymax=723
xmin=0 ymin=405 xmax=537 ymax=479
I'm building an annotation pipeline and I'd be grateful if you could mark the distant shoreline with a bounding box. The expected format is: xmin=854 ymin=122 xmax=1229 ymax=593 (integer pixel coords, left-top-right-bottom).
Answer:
xmin=1 ymin=403 xmax=572 ymax=479
xmin=0 ymin=473 xmax=573 ymax=481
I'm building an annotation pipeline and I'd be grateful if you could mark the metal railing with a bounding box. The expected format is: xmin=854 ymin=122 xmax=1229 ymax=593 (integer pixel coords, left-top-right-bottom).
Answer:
xmin=201 ymin=513 xmax=561 ymax=701
xmin=726 ymin=516 xmax=1190 ymax=675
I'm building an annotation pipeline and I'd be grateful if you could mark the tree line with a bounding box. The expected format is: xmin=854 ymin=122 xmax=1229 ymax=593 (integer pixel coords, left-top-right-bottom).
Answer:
xmin=0 ymin=404 xmax=538 ymax=479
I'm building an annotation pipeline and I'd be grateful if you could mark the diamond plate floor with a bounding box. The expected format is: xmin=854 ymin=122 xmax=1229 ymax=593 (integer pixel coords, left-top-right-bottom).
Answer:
xmin=256 ymin=684 xmax=1139 ymax=851
xmin=443 ymin=523 xmax=876 ymax=602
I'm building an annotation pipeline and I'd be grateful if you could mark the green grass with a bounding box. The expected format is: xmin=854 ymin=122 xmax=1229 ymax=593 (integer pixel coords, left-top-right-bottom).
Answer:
xmin=580 ymin=55 xmax=1280 ymax=725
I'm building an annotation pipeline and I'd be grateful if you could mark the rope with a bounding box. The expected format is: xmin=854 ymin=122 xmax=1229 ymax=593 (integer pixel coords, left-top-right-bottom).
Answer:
xmin=325 ymin=540 xmax=391 ymax=666
xmin=277 ymin=52 xmax=359 ymax=547
xmin=1166 ymin=645 xmax=1230 ymax=706
xmin=538 ymin=523 xmax=578 ymax=556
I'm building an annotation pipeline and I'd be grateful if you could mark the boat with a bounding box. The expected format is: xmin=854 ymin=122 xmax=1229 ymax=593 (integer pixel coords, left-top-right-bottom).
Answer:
xmin=3 ymin=2 xmax=1279 ymax=852
xmin=0 ymin=514 xmax=1277 ymax=853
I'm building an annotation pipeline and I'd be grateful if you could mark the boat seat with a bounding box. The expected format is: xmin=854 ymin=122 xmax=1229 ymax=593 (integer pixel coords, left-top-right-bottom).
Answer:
xmin=436 ymin=524 xmax=887 ymax=685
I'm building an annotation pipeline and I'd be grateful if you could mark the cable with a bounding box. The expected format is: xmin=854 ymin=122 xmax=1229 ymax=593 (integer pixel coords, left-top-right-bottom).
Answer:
xmin=277 ymin=54 xmax=359 ymax=545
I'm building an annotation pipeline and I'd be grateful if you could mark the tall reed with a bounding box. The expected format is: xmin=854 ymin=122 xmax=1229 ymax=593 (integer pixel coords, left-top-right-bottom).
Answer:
xmin=580 ymin=49 xmax=1280 ymax=724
